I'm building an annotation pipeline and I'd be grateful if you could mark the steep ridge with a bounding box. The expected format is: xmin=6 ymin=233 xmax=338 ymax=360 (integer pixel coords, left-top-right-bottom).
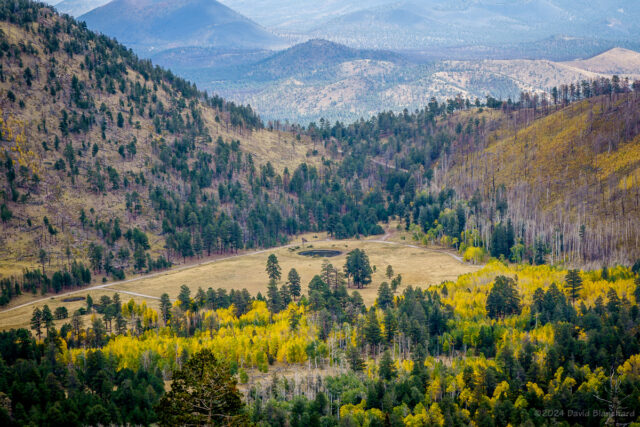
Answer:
xmin=0 ymin=1 xmax=322 ymax=286
xmin=443 ymin=93 xmax=640 ymax=264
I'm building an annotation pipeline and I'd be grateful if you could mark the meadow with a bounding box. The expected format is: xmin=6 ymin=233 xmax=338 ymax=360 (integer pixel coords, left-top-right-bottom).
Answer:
xmin=0 ymin=236 xmax=479 ymax=330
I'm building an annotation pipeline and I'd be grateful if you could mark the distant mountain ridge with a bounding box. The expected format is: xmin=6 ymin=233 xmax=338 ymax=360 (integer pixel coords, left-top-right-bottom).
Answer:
xmin=79 ymin=0 xmax=285 ymax=53
xmin=220 ymin=0 xmax=640 ymax=50
xmin=241 ymin=39 xmax=406 ymax=81
xmin=200 ymin=44 xmax=640 ymax=123
xmin=54 ymin=0 xmax=110 ymax=16
xmin=309 ymin=0 xmax=640 ymax=49
xmin=563 ymin=47 xmax=640 ymax=78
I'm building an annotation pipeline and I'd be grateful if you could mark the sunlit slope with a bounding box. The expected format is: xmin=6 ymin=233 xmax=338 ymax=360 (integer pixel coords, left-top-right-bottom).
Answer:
xmin=447 ymin=94 xmax=640 ymax=262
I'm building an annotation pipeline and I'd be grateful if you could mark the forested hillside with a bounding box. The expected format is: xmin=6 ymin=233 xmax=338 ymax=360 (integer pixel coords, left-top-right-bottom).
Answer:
xmin=0 ymin=0 xmax=276 ymax=278
xmin=3 ymin=0 xmax=637 ymax=312
xmin=445 ymin=91 xmax=640 ymax=265
xmin=0 ymin=1 xmax=422 ymax=307
xmin=309 ymin=82 xmax=640 ymax=266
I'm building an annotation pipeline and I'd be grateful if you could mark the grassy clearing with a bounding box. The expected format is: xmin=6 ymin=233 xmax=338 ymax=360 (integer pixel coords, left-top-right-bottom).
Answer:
xmin=0 ymin=237 xmax=479 ymax=330
xmin=0 ymin=290 xmax=158 ymax=332
xmin=106 ymin=239 xmax=477 ymax=305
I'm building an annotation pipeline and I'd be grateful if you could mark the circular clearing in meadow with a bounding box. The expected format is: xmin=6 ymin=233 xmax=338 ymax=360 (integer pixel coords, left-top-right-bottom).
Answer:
xmin=298 ymin=249 xmax=342 ymax=258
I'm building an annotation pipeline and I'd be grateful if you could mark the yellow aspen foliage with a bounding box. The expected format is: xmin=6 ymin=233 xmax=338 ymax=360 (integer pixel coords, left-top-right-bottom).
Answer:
xmin=339 ymin=401 xmax=367 ymax=425
xmin=491 ymin=381 xmax=510 ymax=402
xmin=514 ymin=395 xmax=528 ymax=409
xmin=618 ymin=354 xmax=640 ymax=380
xmin=544 ymin=367 xmax=577 ymax=406
xmin=398 ymin=358 xmax=413 ymax=373
xmin=463 ymin=246 xmax=486 ymax=264
xmin=426 ymin=376 xmax=443 ymax=403
xmin=403 ymin=402 xmax=445 ymax=427
xmin=365 ymin=359 xmax=377 ymax=380
xmin=67 ymin=301 xmax=315 ymax=371
xmin=441 ymin=261 xmax=638 ymax=320
xmin=576 ymin=366 xmax=607 ymax=394
xmin=526 ymin=382 xmax=545 ymax=400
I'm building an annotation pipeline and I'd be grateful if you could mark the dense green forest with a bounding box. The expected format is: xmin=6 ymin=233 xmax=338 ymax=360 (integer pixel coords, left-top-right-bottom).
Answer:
xmin=2 ymin=256 xmax=640 ymax=425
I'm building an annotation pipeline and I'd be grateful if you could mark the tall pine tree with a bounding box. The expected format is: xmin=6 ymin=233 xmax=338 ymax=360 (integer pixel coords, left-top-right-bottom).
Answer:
xmin=564 ymin=269 xmax=583 ymax=304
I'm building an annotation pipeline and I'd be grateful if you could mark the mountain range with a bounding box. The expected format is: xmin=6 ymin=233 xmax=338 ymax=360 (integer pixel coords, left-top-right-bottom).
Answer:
xmin=79 ymin=0 xmax=285 ymax=53
xmin=193 ymin=44 xmax=640 ymax=123
xmin=219 ymin=0 xmax=640 ymax=49
xmin=55 ymin=0 xmax=640 ymax=123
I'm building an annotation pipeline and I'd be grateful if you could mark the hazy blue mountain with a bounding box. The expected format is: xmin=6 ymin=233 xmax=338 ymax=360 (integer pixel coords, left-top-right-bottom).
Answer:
xmin=150 ymin=47 xmax=273 ymax=71
xmin=54 ymin=0 xmax=110 ymax=16
xmin=218 ymin=0 xmax=390 ymax=32
xmin=221 ymin=0 xmax=640 ymax=50
xmin=240 ymin=39 xmax=406 ymax=81
xmin=79 ymin=0 xmax=285 ymax=53
xmin=403 ymin=36 xmax=640 ymax=62
xmin=309 ymin=0 xmax=640 ymax=49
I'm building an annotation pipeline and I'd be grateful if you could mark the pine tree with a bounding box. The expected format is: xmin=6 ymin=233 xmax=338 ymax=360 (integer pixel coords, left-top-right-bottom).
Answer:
xmin=193 ymin=234 xmax=203 ymax=258
xmin=606 ymin=288 xmax=620 ymax=315
xmin=156 ymin=349 xmax=246 ymax=426
xmin=347 ymin=347 xmax=365 ymax=372
xmin=115 ymin=313 xmax=127 ymax=335
xmin=288 ymin=308 xmax=300 ymax=332
xmin=320 ymin=260 xmax=333 ymax=287
xmin=391 ymin=274 xmax=402 ymax=293
xmin=364 ymin=308 xmax=381 ymax=347
xmin=71 ymin=310 xmax=84 ymax=339
xmin=384 ymin=309 xmax=397 ymax=344
xmin=385 ymin=265 xmax=394 ymax=281
xmin=38 ymin=249 xmax=48 ymax=275
xmin=267 ymin=279 xmax=281 ymax=312
xmin=160 ymin=293 xmax=172 ymax=325
xmin=266 ymin=254 xmax=281 ymax=281
xmin=377 ymin=282 xmax=394 ymax=310
xmin=41 ymin=305 xmax=54 ymax=335
xmin=379 ymin=350 xmax=397 ymax=381
xmin=178 ymin=285 xmax=191 ymax=309
xmin=287 ymin=268 xmax=301 ymax=300
xmin=344 ymin=249 xmax=373 ymax=289
xmin=202 ymin=224 xmax=215 ymax=256
xmin=133 ymin=246 xmax=146 ymax=271
xmin=486 ymin=276 xmax=521 ymax=319
xmin=30 ymin=307 xmax=42 ymax=340
xmin=564 ymin=269 xmax=583 ymax=304
xmin=195 ymin=287 xmax=206 ymax=309
xmin=279 ymin=284 xmax=291 ymax=308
